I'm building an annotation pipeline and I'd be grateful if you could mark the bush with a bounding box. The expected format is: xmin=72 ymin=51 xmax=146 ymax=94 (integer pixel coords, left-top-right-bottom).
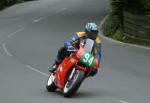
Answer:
xmin=143 ymin=0 xmax=150 ymax=10
xmin=103 ymin=0 xmax=123 ymax=37
xmin=104 ymin=13 xmax=120 ymax=36
xmin=113 ymin=27 xmax=124 ymax=41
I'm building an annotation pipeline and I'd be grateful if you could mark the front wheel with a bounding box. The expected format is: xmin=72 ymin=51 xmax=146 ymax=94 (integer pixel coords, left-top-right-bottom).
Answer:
xmin=46 ymin=73 xmax=57 ymax=92
xmin=63 ymin=69 xmax=85 ymax=97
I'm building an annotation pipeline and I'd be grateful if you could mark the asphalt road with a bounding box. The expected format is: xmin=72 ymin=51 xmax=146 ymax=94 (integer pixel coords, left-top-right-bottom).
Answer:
xmin=0 ymin=0 xmax=150 ymax=103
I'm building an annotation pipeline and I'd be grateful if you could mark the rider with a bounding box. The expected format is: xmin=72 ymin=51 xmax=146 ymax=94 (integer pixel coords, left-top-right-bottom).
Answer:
xmin=49 ymin=22 xmax=102 ymax=76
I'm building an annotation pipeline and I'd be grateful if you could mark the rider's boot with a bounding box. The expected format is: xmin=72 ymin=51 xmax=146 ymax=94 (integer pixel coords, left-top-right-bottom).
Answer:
xmin=49 ymin=61 xmax=60 ymax=73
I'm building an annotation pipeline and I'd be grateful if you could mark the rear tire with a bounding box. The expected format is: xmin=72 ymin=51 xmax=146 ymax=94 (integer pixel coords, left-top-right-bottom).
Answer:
xmin=46 ymin=73 xmax=57 ymax=92
xmin=63 ymin=70 xmax=85 ymax=97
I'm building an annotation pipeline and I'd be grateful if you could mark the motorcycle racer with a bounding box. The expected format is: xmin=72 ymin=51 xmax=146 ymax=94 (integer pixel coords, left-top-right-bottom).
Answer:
xmin=49 ymin=22 xmax=102 ymax=76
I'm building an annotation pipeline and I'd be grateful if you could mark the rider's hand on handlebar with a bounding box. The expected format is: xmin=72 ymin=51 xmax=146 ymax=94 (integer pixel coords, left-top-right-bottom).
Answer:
xmin=67 ymin=46 xmax=77 ymax=52
xmin=89 ymin=68 xmax=98 ymax=76
xmin=67 ymin=45 xmax=75 ymax=50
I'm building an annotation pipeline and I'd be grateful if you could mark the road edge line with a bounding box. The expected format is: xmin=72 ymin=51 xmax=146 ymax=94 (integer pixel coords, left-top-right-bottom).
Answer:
xmin=1 ymin=43 xmax=13 ymax=57
xmin=25 ymin=65 xmax=48 ymax=77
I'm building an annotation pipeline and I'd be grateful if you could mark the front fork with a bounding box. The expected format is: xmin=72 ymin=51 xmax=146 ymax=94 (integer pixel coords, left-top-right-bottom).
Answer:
xmin=68 ymin=67 xmax=76 ymax=81
xmin=68 ymin=65 xmax=92 ymax=83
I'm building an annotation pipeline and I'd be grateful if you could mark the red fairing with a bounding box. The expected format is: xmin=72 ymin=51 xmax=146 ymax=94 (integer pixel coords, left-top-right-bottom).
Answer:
xmin=76 ymin=45 xmax=84 ymax=58
xmin=55 ymin=55 xmax=78 ymax=89
xmin=76 ymin=66 xmax=87 ymax=72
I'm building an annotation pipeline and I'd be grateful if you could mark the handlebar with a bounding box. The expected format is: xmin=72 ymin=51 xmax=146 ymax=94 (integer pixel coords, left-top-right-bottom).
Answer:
xmin=67 ymin=48 xmax=78 ymax=52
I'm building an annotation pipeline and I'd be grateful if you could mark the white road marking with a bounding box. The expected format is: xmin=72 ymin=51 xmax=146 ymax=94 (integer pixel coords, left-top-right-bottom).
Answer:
xmin=33 ymin=17 xmax=46 ymax=23
xmin=1 ymin=43 xmax=48 ymax=77
xmin=25 ymin=65 xmax=48 ymax=77
xmin=120 ymin=100 xmax=129 ymax=103
xmin=8 ymin=25 xmax=24 ymax=38
xmin=99 ymin=15 xmax=150 ymax=50
xmin=54 ymin=8 xmax=67 ymax=14
xmin=2 ymin=43 xmax=13 ymax=57
xmin=61 ymin=8 xmax=67 ymax=11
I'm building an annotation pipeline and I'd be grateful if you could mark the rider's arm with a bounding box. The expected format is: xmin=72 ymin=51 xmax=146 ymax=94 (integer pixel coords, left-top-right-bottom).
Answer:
xmin=96 ymin=43 xmax=102 ymax=63
xmin=95 ymin=36 xmax=102 ymax=64
xmin=64 ymin=34 xmax=79 ymax=48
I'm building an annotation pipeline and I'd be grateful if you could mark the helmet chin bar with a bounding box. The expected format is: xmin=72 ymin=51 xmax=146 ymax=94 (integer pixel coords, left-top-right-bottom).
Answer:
xmin=86 ymin=32 xmax=97 ymax=40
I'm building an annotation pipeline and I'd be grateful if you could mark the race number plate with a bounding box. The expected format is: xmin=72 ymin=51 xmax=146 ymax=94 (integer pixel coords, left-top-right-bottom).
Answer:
xmin=80 ymin=53 xmax=95 ymax=67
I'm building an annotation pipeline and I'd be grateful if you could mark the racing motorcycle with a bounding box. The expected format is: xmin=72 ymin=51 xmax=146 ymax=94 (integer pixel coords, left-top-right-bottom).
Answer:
xmin=46 ymin=38 xmax=99 ymax=97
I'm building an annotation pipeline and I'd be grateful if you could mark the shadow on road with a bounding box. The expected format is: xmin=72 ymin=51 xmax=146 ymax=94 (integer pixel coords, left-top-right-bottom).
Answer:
xmin=45 ymin=89 xmax=115 ymax=99
xmin=40 ymin=86 xmax=115 ymax=99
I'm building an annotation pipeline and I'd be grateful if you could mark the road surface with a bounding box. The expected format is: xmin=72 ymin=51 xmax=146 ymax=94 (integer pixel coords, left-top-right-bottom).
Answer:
xmin=0 ymin=0 xmax=150 ymax=103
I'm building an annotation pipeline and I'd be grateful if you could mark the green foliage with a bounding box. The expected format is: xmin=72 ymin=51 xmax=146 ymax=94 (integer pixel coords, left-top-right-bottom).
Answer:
xmin=143 ymin=0 xmax=150 ymax=10
xmin=103 ymin=0 xmax=123 ymax=36
xmin=111 ymin=0 xmax=124 ymax=22
xmin=113 ymin=27 xmax=124 ymax=41
xmin=104 ymin=13 xmax=120 ymax=36
xmin=0 ymin=0 xmax=31 ymax=10
xmin=104 ymin=0 xmax=149 ymax=37
xmin=102 ymin=0 xmax=150 ymax=46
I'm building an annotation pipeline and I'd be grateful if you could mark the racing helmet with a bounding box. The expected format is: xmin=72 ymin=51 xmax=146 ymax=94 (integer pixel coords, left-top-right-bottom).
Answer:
xmin=85 ymin=22 xmax=99 ymax=40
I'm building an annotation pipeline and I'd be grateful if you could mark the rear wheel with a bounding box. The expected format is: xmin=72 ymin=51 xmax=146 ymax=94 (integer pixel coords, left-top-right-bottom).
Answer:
xmin=63 ymin=69 xmax=85 ymax=97
xmin=46 ymin=73 xmax=57 ymax=92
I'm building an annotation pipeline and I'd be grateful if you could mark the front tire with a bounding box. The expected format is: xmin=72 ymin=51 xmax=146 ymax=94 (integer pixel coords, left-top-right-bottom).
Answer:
xmin=46 ymin=73 xmax=57 ymax=92
xmin=63 ymin=70 xmax=85 ymax=97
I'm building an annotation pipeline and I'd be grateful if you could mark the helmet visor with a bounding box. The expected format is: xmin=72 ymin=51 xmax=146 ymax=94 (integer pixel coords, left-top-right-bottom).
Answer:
xmin=87 ymin=30 xmax=98 ymax=40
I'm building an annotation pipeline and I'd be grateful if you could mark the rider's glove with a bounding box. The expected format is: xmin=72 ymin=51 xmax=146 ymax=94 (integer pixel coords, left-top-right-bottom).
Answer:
xmin=67 ymin=46 xmax=77 ymax=52
xmin=90 ymin=68 xmax=98 ymax=76
xmin=67 ymin=45 xmax=75 ymax=50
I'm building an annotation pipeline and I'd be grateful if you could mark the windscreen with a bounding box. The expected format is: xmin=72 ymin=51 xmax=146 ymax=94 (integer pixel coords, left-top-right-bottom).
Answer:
xmin=84 ymin=39 xmax=94 ymax=53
